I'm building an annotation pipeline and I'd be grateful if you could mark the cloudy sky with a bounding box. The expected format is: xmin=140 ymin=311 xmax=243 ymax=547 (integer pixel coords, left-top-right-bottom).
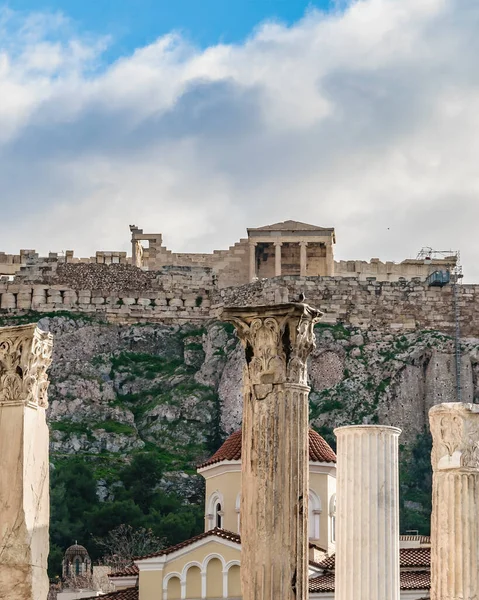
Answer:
xmin=1 ymin=0 xmax=479 ymax=280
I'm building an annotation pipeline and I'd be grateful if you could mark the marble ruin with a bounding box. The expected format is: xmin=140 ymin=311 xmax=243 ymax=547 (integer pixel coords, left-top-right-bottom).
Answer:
xmin=1 ymin=220 xmax=456 ymax=286
xmin=222 ymin=302 xmax=322 ymax=600
xmin=429 ymin=403 xmax=479 ymax=600
xmin=334 ymin=425 xmax=401 ymax=600
xmin=0 ymin=324 xmax=53 ymax=600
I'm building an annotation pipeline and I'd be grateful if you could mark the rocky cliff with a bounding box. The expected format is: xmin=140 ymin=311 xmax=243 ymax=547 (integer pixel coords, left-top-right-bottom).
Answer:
xmin=1 ymin=310 xmax=477 ymax=533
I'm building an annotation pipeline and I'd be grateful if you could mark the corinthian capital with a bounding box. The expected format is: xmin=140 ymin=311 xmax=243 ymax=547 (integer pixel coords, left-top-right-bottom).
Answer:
xmin=221 ymin=303 xmax=322 ymax=392
xmin=0 ymin=324 xmax=53 ymax=408
xmin=430 ymin=403 xmax=479 ymax=471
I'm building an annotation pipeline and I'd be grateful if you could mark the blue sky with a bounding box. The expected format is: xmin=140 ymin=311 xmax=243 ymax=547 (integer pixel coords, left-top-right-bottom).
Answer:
xmin=1 ymin=0 xmax=478 ymax=280
xmin=6 ymin=0 xmax=332 ymax=59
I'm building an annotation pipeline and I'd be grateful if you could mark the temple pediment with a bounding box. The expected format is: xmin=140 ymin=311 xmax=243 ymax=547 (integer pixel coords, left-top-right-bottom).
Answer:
xmin=248 ymin=220 xmax=334 ymax=233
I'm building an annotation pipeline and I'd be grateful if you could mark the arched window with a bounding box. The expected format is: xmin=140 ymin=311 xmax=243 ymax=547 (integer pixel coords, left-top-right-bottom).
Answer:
xmin=309 ymin=490 xmax=322 ymax=541
xmin=216 ymin=502 xmax=223 ymax=528
xmin=329 ymin=494 xmax=337 ymax=543
xmin=75 ymin=558 xmax=80 ymax=575
xmin=206 ymin=491 xmax=224 ymax=531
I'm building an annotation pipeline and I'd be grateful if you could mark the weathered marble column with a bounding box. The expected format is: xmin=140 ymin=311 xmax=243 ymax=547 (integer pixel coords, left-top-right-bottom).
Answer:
xmin=334 ymin=425 xmax=401 ymax=600
xmin=274 ymin=241 xmax=282 ymax=277
xmin=0 ymin=324 xmax=53 ymax=600
xmin=299 ymin=241 xmax=308 ymax=277
xmin=430 ymin=403 xmax=479 ymax=600
xmin=222 ymin=303 xmax=322 ymax=600
xmin=249 ymin=241 xmax=257 ymax=282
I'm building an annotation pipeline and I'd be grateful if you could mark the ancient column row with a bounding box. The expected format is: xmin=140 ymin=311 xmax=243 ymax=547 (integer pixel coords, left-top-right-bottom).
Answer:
xmin=248 ymin=241 xmax=311 ymax=280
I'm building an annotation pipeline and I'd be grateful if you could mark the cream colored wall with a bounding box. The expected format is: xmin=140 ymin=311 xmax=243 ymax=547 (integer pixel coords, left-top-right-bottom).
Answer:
xmin=139 ymin=541 xmax=241 ymax=600
xmin=204 ymin=468 xmax=241 ymax=533
xmin=309 ymin=470 xmax=336 ymax=550
xmin=202 ymin=463 xmax=336 ymax=548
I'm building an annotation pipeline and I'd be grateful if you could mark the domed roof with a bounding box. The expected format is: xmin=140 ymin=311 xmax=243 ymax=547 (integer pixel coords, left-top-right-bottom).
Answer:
xmin=64 ymin=544 xmax=90 ymax=560
xmin=198 ymin=428 xmax=336 ymax=469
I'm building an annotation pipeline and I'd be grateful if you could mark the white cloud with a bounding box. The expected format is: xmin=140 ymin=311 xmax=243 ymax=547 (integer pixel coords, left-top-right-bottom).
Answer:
xmin=1 ymin=0 xmax=479 ymax=280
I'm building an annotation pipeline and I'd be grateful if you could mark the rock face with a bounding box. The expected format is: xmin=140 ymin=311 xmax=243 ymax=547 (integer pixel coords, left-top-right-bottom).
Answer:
xmin=0 ymin=312 xmax=477 ymax=506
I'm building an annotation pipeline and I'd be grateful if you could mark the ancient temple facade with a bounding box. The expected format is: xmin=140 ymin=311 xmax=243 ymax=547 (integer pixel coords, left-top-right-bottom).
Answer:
xmin=1 ymin=220 xmax=456 ymax=287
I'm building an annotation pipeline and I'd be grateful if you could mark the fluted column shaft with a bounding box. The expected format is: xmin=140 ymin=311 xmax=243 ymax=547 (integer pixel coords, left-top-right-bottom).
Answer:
xmin=222 ymin=303 xmax=322 ymax=600
xmin=334 ymin=425 xmax=401 ymax=600
xmin=249 ymin=242 xmax=257 ymax=282
xmin=430 ymin=403 xmax=479 ymax=600
xmin=274 ymin=241 xmax=282 ymax=277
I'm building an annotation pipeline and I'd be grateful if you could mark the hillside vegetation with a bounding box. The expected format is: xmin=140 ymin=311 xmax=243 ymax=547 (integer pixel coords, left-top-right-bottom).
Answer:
xmin=1 ymin=311 xmax=475 ymax=574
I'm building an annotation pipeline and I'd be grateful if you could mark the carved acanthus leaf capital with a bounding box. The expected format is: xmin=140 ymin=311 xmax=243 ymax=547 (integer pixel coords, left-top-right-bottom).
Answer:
xmin=0 ymin=324 xmax=53 ymax=408
xmin=430 ymin=403 xmax=479 ymax=471
xmin=221 ymin=303 xmax=323 ymax=393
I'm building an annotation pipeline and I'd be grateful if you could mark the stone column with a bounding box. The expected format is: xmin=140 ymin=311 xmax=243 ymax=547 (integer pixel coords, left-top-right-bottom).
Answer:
xmin=274 ymin=241 xmax=282 ymax=277
xmin=221 ymin=303 xmax=322 ymax=600
xmin=299 ymin=241 xmax=308 ymax=277
xmin=248 ymin=241 xmax=257 ymax=282
xmin=429 ymin=403 xmax=479 ymax=600
xmin=325 ymin=242 xmax=334 ymax=275
xmin=334 ymin=425 xmax=401 ymax=600
xmin=0 ymin=324 xmax=53 ymax=600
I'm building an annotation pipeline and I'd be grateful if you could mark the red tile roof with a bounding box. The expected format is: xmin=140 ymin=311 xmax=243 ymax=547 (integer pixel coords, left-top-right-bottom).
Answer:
xmin=134 ymin=528 xmax=241 ymax=561
xmin=309 ymin=572 xmax=335 ymax=592
xmin=400 ymin=571 xmax=431 ymax=590
xmin=108 ymin=564 xmax=139 ymax=578
xmin=198 ymin=428 xmax=336 ymax=469
xmin=83 ymin=587 xmax=138 ymax=600
xmin=308 ymin=571 xmax=430 ymax=593
xmin=317 ymin=547 xmax=430 ymax=571
xmin=135 ymin=528 xmax=322 ymax=563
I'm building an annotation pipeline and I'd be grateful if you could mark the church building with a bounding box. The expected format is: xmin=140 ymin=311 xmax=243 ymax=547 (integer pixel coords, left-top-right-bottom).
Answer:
xmin=86 ymin=429 xmax=431 ymax=600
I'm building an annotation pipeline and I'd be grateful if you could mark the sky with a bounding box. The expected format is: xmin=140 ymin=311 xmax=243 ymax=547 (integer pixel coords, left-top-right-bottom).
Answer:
xmin=1 ymin=0 xmax=479 ymax=280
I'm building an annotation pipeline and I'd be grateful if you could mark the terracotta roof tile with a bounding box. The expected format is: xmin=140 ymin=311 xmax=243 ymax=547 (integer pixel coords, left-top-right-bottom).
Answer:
xmin=308 ymin=571 xmax=430 ymax=593
xmin=400 ymin=547 xmax=431 ymax=568
xmin=400 ymin=571 xmax=431 ymax=590
xmin=134 ymin=528 xmax=240 ymax=561
xmin=198 ymin=428 xmax=336 ymax=469
xmin=82 ymin=587 xmax=138 ymax=600
xmin=317 ymin=547 xmax=430 ymax=571
xmin=309 ymin=572 xmax=335 ymax=592
xmin=108 ymin=564 xmax=139 ymax=578
xmin=135 ymin=528 xmax=320 ymax=562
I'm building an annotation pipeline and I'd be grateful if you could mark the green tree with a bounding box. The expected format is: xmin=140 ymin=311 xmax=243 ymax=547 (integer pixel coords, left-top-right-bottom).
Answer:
xmin=399 ymin=432 xmax=432 ymax=535
xmin=120 ymin=453 xmax=163 ymax=512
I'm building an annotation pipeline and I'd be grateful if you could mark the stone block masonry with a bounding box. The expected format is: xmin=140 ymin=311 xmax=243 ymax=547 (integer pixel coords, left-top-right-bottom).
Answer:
xmin=1 ymin=271 xmax=479 ymax=335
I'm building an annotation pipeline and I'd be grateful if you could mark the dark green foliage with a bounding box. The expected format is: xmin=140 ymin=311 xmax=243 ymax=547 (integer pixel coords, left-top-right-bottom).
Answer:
xmin=0 ymin=310 xmax=100 ymax=327
xmin=119 ymin=453 xmax=163 ymax=511
xmin=399 ymin=432 xmax=432 ymax=535
xmin=111 ymin=352 xmax=183 ymax=378
xmin=195 ymin=296 xmax=203 ymax=307
xmin=314 ymin=322 xmax=351 ymax=339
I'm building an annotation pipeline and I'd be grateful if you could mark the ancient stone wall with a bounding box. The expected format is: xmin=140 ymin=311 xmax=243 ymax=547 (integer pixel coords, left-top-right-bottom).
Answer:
xmin=2 ymin=265 xmax=478 ymax=336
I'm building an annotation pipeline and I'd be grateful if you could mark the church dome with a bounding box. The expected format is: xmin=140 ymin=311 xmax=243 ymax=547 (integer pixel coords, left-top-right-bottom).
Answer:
xmin=64 ymin=544 xmax=90 ymax=560
xmin=198 ymin=428 xmax=336 ymax=469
